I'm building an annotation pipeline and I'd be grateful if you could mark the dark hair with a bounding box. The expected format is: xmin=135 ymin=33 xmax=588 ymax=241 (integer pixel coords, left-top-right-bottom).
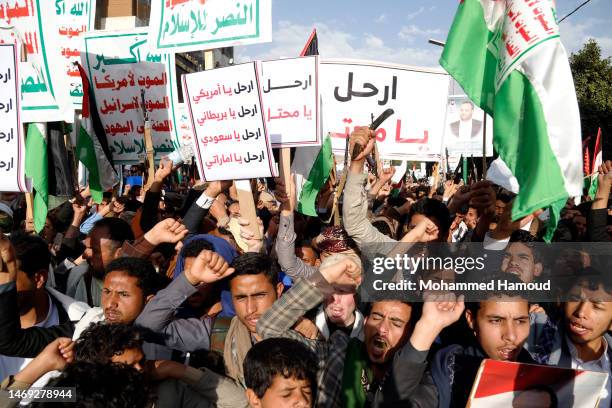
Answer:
xmin=408 ymin=198 xmax=452 ymax=237
xmin=510 ymin=230 xmax=538 ymax=243
xmin=244 ymin=338 xmax=317 ymax=399
xmin=105 ymin=257 xmax=169 ymax=298
xmin=508 ymin=230 xmax=542 ymax=263
xmin=9 ymin=232 xmax=51 ymax=278
xmin=296 ymin=239 xmax=318 ymax=254
xmin=182 ymin=239 xmax=214 ymax=259
xmin=496 ymin=189 xmax=514 ymax=204
xmin=35 ymin=362 xmax=152 ymax=408
xmin=466 ymin=273 xmax=529 ymax=315
xmin=229 ymin=253 xmax=279 ymax=286
xmin=567 ymin=267 xmax=612 ymax=296
xmin=92 ymin=217 xmax=135 ymax=243
xmin=75 ymin=323 xmax=144 ymax=364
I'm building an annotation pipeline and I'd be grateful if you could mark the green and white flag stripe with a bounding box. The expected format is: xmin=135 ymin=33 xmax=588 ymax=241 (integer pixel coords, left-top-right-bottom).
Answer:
xmin=78 ymin=115 xmax=118 ymax=203
xmin=77 ymin=63 xmax=118 ymax=203
xmin=25 ymin=123 xmax=48 ymax=233
xmin=441 ymin=0 xmax=582 ymax=240
xmin=294 ymin=135 xmax=334 ymax=217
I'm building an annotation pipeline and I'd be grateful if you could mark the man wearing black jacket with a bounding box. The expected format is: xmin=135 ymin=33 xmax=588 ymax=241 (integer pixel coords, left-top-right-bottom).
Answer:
xmin=0 ymin=220 xmax=185 ymax=359
xmin=0 ymin=233 xmax=87 ymax=380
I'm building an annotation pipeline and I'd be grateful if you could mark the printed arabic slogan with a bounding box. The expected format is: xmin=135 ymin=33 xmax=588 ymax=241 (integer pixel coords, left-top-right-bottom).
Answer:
xmin=42 ymin=0 xmax=96 ymax=107
xmin=149 ymin=0 xmax=272 ymax=53
xmin=82 ymin=29 xmax=181 ymax=163
xmin=320 ymin=59 xmax=449 ymax=161
xmin=182 ymin=62 xmax=277 ymax=181
xmin=0 ymin=44 xmax=27 ymax=192
xmin=176 ymin=103 xmax=193 ymax=148
xmin=259 ymin=56 xmax=320 ymax=148
xmin=0 ymin=0 xmax=73 ymax=123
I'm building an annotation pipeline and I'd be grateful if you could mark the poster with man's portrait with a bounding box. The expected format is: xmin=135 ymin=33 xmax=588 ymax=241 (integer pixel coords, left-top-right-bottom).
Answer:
xmin=443 ymin=97 xmax=493 ymax=164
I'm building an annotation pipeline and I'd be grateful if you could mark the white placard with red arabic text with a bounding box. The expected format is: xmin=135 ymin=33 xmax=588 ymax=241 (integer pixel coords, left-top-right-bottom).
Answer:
xmin=182 ymin=62 xmax=277 ymax=181
xmin=0 ymin=0 xmax=74 ymax=122
xmin=0 ymin=44 xmax=27 ymax=192
xmin=320 ymin=59 xmax=449 ymax=161
xmin=259 ymin=56 xmax=320 ymax=148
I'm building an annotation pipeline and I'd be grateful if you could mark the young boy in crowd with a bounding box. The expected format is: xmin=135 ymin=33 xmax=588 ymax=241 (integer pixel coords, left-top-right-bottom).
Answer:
xmin=243 ymin=337 xmax=317 ymax=408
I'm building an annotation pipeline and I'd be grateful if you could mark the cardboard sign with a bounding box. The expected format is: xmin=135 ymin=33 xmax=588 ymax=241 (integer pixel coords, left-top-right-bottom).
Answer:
xmin=182 ymin=62 xmax=277 ymax=181
xmin=468 ymin=359 xmax=608 ymax=408
xmin=41 ymin=0 xmax=96 ymax=107
xmin=81 ymin=29 xmax=181 ymax=163
xmin=320 ymin=59 xmax=449 ymax=161
xmin=0 ymin=0 xmax=73 ymax=122
xmin=0 ymin=44 xmax=27 ymax=192
xmin=443 ymin=96 xmax=493 ymax=164
xmin=149 ymin=0 xmax=272 ymax=53
xmin=259 ymin=56 xmax=320 ymax=147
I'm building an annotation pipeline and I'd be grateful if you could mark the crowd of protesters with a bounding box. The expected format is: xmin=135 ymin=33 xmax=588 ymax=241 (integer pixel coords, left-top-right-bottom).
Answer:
xmin=0 ymin=127 xmax=610 ymax=407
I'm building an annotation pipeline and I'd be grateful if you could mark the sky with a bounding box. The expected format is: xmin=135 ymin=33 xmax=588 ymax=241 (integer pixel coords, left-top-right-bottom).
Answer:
xmin=236 ymin=0 xmax=612 ymax=67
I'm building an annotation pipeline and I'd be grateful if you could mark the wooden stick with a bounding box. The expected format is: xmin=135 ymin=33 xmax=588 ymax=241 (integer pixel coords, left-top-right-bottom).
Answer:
xmin=235 ymin=180 xmax=261 ymax=239
xmin=482 ymin=111 xmax=488 ymax=180
xmin=279 ymin=148 xmax=291 ymax=194
xmin=25 ymin=192 xmax=33 ymax=221
xmin=143 ymin=121 xmax=155 ymax=191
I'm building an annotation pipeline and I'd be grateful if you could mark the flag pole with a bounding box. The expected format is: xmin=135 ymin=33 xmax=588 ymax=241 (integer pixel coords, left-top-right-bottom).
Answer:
xmin=20 ymin=42 xmax=35 ymax=226
xmin=482 ymin=111 xmax=487 ymax=180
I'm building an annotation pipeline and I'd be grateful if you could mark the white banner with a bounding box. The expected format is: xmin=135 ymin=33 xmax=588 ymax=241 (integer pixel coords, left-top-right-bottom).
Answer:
xmin=42 ymin=0 xmax=97 ymax=108
xmin=148 ymin=0 xmax=272 ymax=53
xmin=320 ymin=59 xmax=449 ymax=161
xmin=443 ymin=96 xmax=493 ymax=164
xmin=0 ymin=44 xmax=27 ymax=192
xmin=81 ymin=29 xmax=182 ymax=163
xmin=259 ymin=56 xmax=320 ymax=147
xmin=0 ymin=0 xmax=74 ymax=123
xmin=182 ymin=62 xmax=277 ymax=181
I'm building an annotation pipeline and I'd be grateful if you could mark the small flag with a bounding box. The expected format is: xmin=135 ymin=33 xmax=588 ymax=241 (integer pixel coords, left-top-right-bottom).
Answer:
xmin=77 ymin=64 xmax=118 ymax=203
xmin=47 ymin=122 xmax=75 ymax=197
xmin=588 ymin=128 xmax=602 ymax=199
xmin=300 ymin=29 xmax=318 ymax=57
xmin=294 ymin=135 xmax=334 ymax=217
xmin=25 ymin=123 xmax=48 ymax=233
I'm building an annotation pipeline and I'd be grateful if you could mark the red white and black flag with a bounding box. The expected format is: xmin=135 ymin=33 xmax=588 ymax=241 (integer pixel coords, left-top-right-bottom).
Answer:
xmin=300 ymin=29 xmax=318 ymax=56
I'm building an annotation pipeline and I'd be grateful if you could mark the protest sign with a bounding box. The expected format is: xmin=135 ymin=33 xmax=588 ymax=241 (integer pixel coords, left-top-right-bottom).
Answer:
xmin=0 ymin=44 xmax=27 ymax=192
xmin=259 ymin=56 xmax=320 ymax=147
xmin=442 ymin=96 xmax=493 ymax=164
xmin=182 ymin=62 xmax=277 ymax=181
xmin=81 ymin=29 xmax=181 ymax=163
xmin=0 ymin=0 xmax=73 ymax=123
xmin=40 ymin=0 xmax=96 ymax=107
xmin=149 ymin=0 xmax=272 ymax=54
xmin=468 ymin=359 xmax=608 ymax=408
xmin=176 ymin=103 xmax=194 ymax=148
xmin=320 ymin=59 xmax=449 ymax=161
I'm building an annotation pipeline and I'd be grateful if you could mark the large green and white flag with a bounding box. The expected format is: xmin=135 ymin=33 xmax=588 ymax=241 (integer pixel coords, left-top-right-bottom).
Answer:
xmin=441 ymin=0 xmax=582 ymax=240
xmin=25 ymin=123 xmax=48 ymax=233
